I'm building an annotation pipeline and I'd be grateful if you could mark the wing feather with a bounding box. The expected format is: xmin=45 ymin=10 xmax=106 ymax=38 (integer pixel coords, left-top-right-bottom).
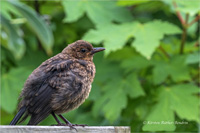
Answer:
xmin=19 ymin=58 xmax=74 ymax=125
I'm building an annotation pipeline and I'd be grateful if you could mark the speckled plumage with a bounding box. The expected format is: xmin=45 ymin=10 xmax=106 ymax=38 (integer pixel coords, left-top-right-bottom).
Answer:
xmin=10 ymin=40 xmax=105 ymax=127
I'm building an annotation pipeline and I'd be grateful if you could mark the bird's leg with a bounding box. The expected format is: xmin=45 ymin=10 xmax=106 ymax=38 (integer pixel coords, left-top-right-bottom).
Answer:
xmin=58 ymin=114 xmax=87 ymax=129
xmin=58 ymin=114 xmax=77 ymax=131
xmin=51 ymin=112 xmax=65 ymax=126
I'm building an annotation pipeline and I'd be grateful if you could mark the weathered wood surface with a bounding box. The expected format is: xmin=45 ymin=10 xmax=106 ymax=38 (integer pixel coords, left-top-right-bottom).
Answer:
xmin=0 ymin=126 xmax=130 ymax=133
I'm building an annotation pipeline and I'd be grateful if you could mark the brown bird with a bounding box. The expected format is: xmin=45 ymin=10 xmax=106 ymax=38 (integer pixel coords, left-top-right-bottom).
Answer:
xmin=10 ymin=40 xmax=105 ymax=130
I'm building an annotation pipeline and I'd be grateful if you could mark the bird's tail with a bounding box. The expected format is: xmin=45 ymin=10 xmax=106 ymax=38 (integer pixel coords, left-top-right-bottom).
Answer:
xmin=9 ymin=106 xmax=26 ymax=125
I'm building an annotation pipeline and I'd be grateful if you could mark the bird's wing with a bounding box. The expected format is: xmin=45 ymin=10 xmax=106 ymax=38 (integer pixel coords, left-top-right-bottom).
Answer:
xmin=20 ymin=59 xmax=74 ymax=125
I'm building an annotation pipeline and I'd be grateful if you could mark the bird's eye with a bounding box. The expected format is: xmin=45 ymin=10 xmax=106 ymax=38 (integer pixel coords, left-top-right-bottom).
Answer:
xmin=81 ymin=49 xmax=86 ymax=53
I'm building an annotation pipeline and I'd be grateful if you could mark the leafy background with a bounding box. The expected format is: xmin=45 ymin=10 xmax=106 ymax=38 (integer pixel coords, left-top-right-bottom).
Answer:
xmin=0 ymin=0 xmax=199 ymax=132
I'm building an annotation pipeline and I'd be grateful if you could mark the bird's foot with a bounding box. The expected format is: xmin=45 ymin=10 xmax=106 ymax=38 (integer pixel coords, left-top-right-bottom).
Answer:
xmin=71 ymin=124 xmax=88 ymax=127
xmin=66 ymin=123 xmax=87 ymax=131
xmin=52 ymin=123 xmax=78 ymax=131
xmin=67 ymin=123 xmax=78 ymax=131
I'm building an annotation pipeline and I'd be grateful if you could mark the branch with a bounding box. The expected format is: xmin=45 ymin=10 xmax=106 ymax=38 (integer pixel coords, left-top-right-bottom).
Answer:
xmin=173 ymin=1 xmax=199 ymax=54
xmin=159 ymin=46 xmax=170 ymax=59
xmin=173 ymin=1 xmax=185 ymax=26
xmin=179 ymin=15 xmax=199 ymax=54
xmin=188 ymin=15 xmax=200 ymax=27
xmin=179 ymin=27 xmax=187 ymax=54
xmin=185 ymin=13 xmax=189 ymax=24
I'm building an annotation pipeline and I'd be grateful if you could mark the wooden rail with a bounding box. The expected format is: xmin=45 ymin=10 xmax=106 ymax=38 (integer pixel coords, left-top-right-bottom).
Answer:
xmin=0 ymin=126 xmax=130 ymax=133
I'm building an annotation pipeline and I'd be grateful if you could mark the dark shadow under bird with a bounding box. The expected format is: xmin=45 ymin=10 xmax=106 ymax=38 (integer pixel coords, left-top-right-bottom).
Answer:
xmin=9 ymin=40 xmax=105 ymax=130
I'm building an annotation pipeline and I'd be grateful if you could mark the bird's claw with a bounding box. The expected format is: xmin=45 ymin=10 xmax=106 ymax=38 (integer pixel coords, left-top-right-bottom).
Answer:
xmin=67 ymin=123 xmax=87 ymax=131
xmin=72 ymin=124 xmax=87 ymax=127
xmin=67 ymin=123 xmax=78 ymax=131
xmin=52 ymin=123 xmax=78 ymax=131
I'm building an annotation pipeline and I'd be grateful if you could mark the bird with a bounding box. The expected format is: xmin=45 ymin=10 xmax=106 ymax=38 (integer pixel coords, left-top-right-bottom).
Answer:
xmin=9 ymin=40 xmax=105 ymax=130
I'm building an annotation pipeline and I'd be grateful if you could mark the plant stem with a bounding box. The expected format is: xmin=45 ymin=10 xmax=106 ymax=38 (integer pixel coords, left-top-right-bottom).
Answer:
xmin=188 ymin=15 xmax=200 ymax=27
xmin=179 ymin=14 xmax=200 ymax=54
xmin=185 ymin=13 xmax=189 ymax=24
xmin=173 ymin=2 xmax=190 ymax=54
xmin=178 ymin=14 xmax=190 ymax=54
xmin=159 ymin=46 xmax=170 ymax=59
xmin=180 ymin=27 xmax=187 ymax=54
xmin=173 ymin=1 xmax=185 ymax=26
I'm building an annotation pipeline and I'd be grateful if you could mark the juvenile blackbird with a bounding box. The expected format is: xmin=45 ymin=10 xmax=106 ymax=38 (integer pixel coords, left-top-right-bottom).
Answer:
xmin=10 ymin=40 xmax=105 ymax=130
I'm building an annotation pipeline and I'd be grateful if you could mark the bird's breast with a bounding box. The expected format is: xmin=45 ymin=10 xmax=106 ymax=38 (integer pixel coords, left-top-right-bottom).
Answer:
xmin=51 ymin=60 xmax=96 ymax=114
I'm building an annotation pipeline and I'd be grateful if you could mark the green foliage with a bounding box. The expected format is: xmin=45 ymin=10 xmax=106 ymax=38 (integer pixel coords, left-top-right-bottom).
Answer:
xmin=98 ymin=83 xmax=128 ymax=122
xmin=0 ymin=15 xmax=25 ymax=59
xmin=7 ymin=1 xmax=54 ymax=55
xmin=61 ymin=1 xmax=133 ymax=26
xmin=153 ymin=55 xmax=191 ymax=84
xmin=143 ymin=84 xmax=199 ymax=131
xmin=164 ymin=0 xmax=200 ymax=16
xmin=176 ymin=1 xmax=200 ymax=16
xmin=117 ymin=0 xmax=151 ymax=6
xmin=0 ymin=0 xmax=54 ymax=58
xmin=130 ymin=20 xmax=181 ymax=59
xmin=0 ymin=0 xmax=199 ymax=132
xmin=186 ymin=52 xmax=199 ymax=64
xmin=83 ymin=20 xmax=181 ymax=58
xmin=1 ymin=67 xmax=32 ymax=113
xmin=83 ymin=22 xmax=136 ymax=55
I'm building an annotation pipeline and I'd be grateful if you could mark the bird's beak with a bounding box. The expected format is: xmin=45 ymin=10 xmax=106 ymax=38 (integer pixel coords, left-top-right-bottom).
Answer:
xmin=91 ymin=47 xmax=105 ymax=54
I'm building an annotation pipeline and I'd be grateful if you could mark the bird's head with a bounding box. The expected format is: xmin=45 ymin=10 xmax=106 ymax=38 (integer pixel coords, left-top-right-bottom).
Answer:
xmin=62 ymin=40 xmax=105 ymax=61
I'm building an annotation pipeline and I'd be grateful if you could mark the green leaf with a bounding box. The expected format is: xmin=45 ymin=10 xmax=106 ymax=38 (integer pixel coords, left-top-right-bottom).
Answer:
xmin=143 ymin=87 xmax=175 ymax=131
xmin=101 ymin=82 xmax=127 ymax=122
xmin=61 ymin=1 xmax=86 ymax=23
xmin=175 ymin=0 xmax=200 ymax=16
xmin=120 ymin=55 xmax=152 ymax=71
xmin=163 ymin=0 xmax=200 ymax=16
xmin=185 ymin=52 xmax=199 ymax=64
xmin=0 ymin=1 xmax=17 ymax=19
xmin=83 ymin=20 xmax=181 ymax=58
xmin=92 ymin=80 xmax=123 ymax=122
xmin=131 ymin=20 xmax=181 ymax=59
xmin=107 ymin=47 xmax=136 ymax=61
xmin=93 ymin=53 xmax=122 ymax=83
xmin=8 ymin=1 xmax=54 ymax=55
xmin=92 ymin=70 xmax=145 ymax=122
xmin=153 ymin=56 xmax=191 ymax=84
xmin=152 ymin=62 xmax=169 ymax=84
xmin=169 ymin=84 xmax=199 ymax=122
xmin=135 ymin=99 xmax=150 ymax=120
xmin=143 ymin=83 xmax=199 ymax=131
xmin=61 ymin=1 xmax=133 ymax=26
xmin=123 ymin=73 xmax=145 ymax=98
xmin=83 ymin=22 xmax=138 ymax=55
xmin=1 ymin=67 xmax=32 ymax=113
xmin=0 ymin=14 xmax=25 ymax=59
xmin=117 ymin=0 xmax=151 ymax=6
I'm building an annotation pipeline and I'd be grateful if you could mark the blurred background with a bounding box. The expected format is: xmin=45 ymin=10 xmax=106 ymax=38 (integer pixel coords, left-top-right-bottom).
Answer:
xmin=0 ymin=0 xmax=199 ymax=132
